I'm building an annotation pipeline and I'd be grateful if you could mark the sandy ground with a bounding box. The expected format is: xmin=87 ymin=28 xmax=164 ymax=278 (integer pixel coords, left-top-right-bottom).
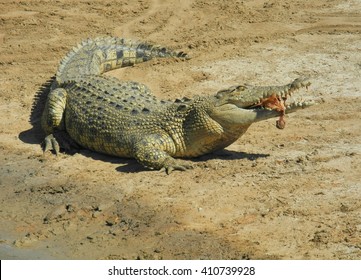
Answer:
xmin=0 ymin=0 xmax=361 ymax=260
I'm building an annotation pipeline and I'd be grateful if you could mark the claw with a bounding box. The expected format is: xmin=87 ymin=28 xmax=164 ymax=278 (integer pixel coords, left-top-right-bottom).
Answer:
xmin=164 ymin=161 xmax=193 ymax=175
xmin=43 ymin=134 xmax=60 ymax=155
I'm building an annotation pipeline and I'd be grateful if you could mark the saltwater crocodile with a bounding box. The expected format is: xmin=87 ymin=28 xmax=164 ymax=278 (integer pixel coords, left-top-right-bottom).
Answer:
xmin=42 ymin=37 xmax=313 ymax=173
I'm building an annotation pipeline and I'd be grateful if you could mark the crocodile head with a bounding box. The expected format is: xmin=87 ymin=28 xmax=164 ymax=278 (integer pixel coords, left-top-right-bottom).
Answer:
xmin=209 ymin=77 xmax=314 ymax=129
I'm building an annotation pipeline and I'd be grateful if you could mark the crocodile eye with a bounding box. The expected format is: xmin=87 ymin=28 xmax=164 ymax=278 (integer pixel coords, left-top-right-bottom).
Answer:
xmin=235 ymin=85 xmax=246 ymax=91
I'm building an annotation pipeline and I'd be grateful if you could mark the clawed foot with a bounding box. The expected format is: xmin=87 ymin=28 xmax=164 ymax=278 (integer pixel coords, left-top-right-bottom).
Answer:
xmin=43 ymin=134 xmax=60 ymax=155
xmin=161 ymin=159 xmax=194 ymax=175
xmin=42 ymin=132 xmax=80 ymax=155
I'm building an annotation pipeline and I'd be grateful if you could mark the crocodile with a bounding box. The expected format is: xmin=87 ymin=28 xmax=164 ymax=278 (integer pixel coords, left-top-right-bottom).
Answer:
xmin=42 ymin=37 xmax=314 ymax=174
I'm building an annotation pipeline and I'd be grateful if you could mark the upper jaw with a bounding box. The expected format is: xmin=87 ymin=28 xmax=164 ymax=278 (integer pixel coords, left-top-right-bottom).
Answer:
xmin=239 ymin=77 xmax=313 ymax=129
xmin=241 ymin=77 xmax=312 ymax=110
xmin=214 ymin=77 xmax=314 ymax=118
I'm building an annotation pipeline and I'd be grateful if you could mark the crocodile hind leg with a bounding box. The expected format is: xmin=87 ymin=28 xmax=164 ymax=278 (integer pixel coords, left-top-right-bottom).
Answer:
xmin=133 ymin=135 xmax=193 ymax=174
xmin=41 ymin=88 xmax=71 ymax=154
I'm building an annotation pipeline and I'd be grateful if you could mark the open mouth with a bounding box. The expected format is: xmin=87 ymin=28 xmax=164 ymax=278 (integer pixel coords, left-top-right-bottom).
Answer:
xmin=247 ymin=79 xmax=312 ymax=129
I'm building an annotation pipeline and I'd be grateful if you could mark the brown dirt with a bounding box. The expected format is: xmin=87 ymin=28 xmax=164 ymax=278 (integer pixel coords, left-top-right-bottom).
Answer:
xmin=0 ymin=0 xmax=361 ymax=260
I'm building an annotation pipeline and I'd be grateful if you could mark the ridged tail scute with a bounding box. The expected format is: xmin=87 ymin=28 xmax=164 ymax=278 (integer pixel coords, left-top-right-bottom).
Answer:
xmin=54 ymin=37 xmax=189 ymax=87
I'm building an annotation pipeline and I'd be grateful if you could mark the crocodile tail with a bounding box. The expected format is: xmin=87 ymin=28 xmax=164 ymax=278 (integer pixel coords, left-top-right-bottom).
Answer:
xmin=55 ymin=37 xmax=189 ymax=86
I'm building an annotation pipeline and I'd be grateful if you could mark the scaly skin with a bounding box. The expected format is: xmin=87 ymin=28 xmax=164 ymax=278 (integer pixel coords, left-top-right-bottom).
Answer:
xmin=42 ymin=37 xmax=314 ymax=173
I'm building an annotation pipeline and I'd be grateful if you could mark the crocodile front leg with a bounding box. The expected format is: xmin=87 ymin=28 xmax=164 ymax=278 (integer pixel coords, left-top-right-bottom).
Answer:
xmin=132 ymin=135 xmax=193 ymax=174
